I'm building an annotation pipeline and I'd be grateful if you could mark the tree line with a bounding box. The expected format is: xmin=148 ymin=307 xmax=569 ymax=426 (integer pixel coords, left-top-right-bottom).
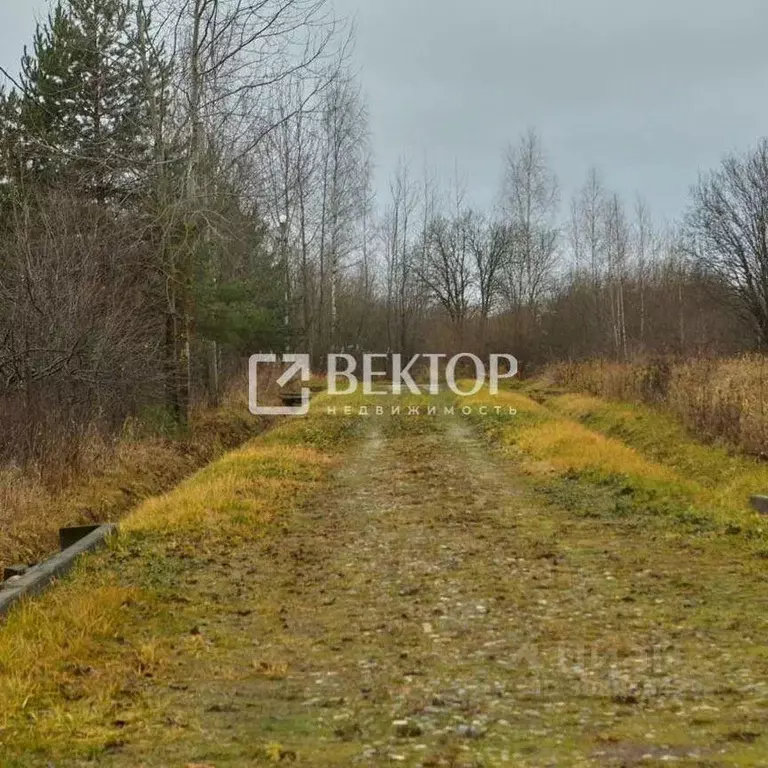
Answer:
xmin=0 ymin=0 xmax=358 ymax=466
xmin=0 ymin=0 xmax=764 ymax=469
xmin=329 ymin=128 xmax=751 ymax=369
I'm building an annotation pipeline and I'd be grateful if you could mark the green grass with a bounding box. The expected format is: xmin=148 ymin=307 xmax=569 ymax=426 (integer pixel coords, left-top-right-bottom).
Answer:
xmin=463 ymin=387 xmax=768 ymax=548
xmin=548 ymin=392 xmax=760 ymax=488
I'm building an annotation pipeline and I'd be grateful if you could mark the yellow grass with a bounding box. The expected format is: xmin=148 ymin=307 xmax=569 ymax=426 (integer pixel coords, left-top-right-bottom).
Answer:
xmin=125 ymin=444 xmax=332 ymax=535
xmin=548 ymin=355 xmax=768 ymax=457
xmin=464 ymin=389 xmax=548 ymax=416
xmin=547 ymin=391 xmax=768 ymax=531
xmin=0 ymin=398 xmax=260 ymax=575
xmin=471 ymin=384 xmax=768 ymax=540
xmin=516 ymin=419 xmax=679 ymax=484
xmin=0 ymin=403 xmax=357 ymax=757
xmin=2 ymin=388 xmax=768 ymax=763
xmin=0 ymin=580 xmax=144 ymax=736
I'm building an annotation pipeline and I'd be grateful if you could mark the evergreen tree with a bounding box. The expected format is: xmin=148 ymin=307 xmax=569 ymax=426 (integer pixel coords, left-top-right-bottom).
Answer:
xmin=16 ymin=3 xmax=82 ymax=184
xmin=13 ymin=0 xmax=163 ymax=202
xmin=0 ymin=88 xmax=23 ymax=210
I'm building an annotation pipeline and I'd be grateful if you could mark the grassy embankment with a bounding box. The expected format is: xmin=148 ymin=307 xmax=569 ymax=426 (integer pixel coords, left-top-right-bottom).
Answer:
xmin=4 ymin=378 xmax=768 ymax=764
xmin=0 ymin=392 xmax=365 ymax=763
xmin=549 ymin=356 xmax=768 ymax=457
xmin=465 ymin=380 xmax=768 ymax=553
xmin=0 ymin=380 xmax=279 ymax=577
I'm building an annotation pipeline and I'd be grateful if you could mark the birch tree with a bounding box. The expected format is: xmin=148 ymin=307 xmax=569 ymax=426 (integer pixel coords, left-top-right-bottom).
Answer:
xmin=383 ymin=159 xmax=420 ymax=354
xmin=605 ymin=193 xmax=629 ymax=360
xmin=570 ymin=168 xmax=607 ymax=346
xmin=500 ymin=129 xmax=560 ymax=343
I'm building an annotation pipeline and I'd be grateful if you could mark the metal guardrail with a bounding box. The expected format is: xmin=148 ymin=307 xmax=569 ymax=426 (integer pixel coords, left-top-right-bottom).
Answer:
xmin=0 ymin=524 xmax=118 ymax=618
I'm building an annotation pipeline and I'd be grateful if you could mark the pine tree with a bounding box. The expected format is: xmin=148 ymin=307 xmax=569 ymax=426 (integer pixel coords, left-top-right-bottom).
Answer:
xmin=67 ymin=0 xmax=152 ymax=200
xmin=0 ymin=88 xmax=23 ymax=210
xmin=13 ymin=0 xmax=164 ymax=202
xmin=17 ymin=4 xmax=82 ymax=183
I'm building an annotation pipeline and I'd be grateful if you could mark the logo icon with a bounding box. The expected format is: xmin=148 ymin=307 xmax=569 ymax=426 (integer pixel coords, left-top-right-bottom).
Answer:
xmin=249 ymin=354 xmax=311 ymax=416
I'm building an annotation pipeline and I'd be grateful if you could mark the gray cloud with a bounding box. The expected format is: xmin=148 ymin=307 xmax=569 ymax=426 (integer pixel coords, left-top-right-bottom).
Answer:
xmin=336 ymin=0 xmax=768 ymax=220
xmin=0 ymin=2 xmax=46 ymax=81
xmin=4 ymin=0 xmax=768 ymax=221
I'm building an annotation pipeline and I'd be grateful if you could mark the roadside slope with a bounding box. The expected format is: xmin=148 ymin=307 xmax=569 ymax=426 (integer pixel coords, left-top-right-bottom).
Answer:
xmin=0 ymin=399 xmax=263 ymax=576
xmin=0 ymin=406 xmax=362 ymax=765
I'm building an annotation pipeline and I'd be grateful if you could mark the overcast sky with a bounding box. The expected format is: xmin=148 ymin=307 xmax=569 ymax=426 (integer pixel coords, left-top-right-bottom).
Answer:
xmin=3 ymin=0 xmax=768 ymax=222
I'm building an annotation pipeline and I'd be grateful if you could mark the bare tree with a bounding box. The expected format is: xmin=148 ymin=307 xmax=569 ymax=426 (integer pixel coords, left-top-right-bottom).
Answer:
xmin=0 ymin=192 xmax=164 ymax=465
xmin=465 ymin=212 xmax=509 ymax=346
xmin=317 ymin=74 xmax=370 ymax=351
xmin=420 ymin=212 xmax=473 ymax=339
xmin=605 ymin=193 xmax=629 ymax=360
xmin=258 ymin=73 xmax=322 ymax=357
xmin=633 ymin=196 xmax=655 ymax=347
xmin=382 ymin=158 xmax=420 ymax=354
xmin=570 ymin=168 xmax=607 ymax=346
xmin=688 ymin=138 xmax=768 ymax=348
xmin=139 ymin=0 xmax=349 ymax=416
xmin=500 ymin=129 xmax=560 ymax=324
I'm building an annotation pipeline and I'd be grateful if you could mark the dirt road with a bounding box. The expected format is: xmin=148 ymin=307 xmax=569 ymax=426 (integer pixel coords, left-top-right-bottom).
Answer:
xmin=77 ymin=412 xmax=766 ymax=767
xmin=4 ymin=405 xmax=768 ymax=766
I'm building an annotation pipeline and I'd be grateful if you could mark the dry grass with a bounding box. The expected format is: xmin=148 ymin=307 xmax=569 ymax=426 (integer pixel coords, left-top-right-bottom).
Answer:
xmin=0 ymin=401 xmax=361 ymax=761
xmin=124 ymin=444 xmax=332 ymax=536
xmin=545 ymin=392 xmax=768 ymax=533
xmin=0 ymin=380 xmax=263 ymax=575
xmin=516 ymin=419 xmax=680 ymax=484
xmin=4 ymin=393 xmax=768 ymax=764
xmin=0 ymin=580 xmax=143 ymax=739
xmin=548 ymin=356 xmax=768 ymax=457
xmin=468 ymin=389 xmax=768 ymax=543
